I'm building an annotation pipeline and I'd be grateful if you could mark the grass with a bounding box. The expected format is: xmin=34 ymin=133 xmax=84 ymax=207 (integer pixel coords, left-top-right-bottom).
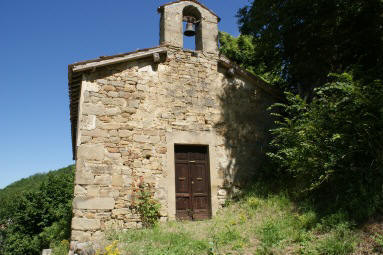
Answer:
xmin=373 ymin=233 xmax=383 ymax=249
xmin=51 ymin=240 xmax=70 ymax=255
xmin=104 ymin=191 xmax=361 ymax=255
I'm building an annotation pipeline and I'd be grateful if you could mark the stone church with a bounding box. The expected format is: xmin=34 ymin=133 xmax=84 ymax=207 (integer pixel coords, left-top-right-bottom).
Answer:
xmin=68 ymin=0 xmax=280 ymax=244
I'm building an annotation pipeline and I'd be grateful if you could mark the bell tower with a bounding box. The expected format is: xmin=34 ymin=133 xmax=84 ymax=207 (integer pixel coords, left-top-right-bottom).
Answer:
xmin=158 ymin=0 xmax=220 ymax=53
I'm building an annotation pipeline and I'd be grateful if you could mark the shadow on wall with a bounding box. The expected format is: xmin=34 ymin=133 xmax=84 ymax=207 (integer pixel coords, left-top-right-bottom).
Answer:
xmin=215 ymin=69 xmax=277 ymax=193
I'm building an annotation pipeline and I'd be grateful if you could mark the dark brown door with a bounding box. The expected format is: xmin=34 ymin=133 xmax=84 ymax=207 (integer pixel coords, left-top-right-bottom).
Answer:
xmin=175 ymin=145 xmax=211 ymax=220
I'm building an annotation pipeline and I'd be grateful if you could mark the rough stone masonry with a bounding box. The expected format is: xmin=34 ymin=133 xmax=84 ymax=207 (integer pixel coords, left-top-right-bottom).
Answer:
xmin=67 ymin=0 xmax=279 ymax=245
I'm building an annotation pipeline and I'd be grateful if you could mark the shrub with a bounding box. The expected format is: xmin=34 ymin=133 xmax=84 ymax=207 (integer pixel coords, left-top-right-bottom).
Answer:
xmin=268 ymin=73 xmax=383 ymax=221
xmin=258 ymin=221 xmax=284 ymax=247
xmin=51 ymin=240 xmax=70 ymax=255
xmin=315 ymin=224 xmax=356 ymax=255
xmin=130 ymin=178 xmax=161 ymax=228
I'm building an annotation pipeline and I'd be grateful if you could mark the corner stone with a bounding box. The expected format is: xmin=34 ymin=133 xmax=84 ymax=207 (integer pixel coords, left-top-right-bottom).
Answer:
xmin=77 ymin=144 xmax=105 ymax=161
xmin=71 ymin=230 xmax=92 ymax=242
xmin=72 ymin=218 xmax=101 ymax=231
xmin=73 ymin=197 xmax=115 ymax=210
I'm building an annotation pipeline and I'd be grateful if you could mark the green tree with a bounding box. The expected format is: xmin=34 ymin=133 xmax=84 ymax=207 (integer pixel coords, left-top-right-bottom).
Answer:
xmin=219 ymin=32 xmax=283 ymax=86
xmin=222 ymin=0 xmax=383 ymax=221
xmin=268 ymin=73 xmax=383 ymax=220
xmin=237 ymin=0 xmax=383 ymax=100
xmin=0 ymin=166 xmax=74 ymax=255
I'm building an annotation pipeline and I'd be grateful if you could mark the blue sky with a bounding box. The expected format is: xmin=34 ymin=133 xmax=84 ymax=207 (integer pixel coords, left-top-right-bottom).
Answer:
xmin=0 ymin=0 xmax=249 ymax=189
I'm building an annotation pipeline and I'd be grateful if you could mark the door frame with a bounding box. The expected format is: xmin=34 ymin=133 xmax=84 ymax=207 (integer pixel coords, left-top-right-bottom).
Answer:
xmin=174 ymin=144 xmax=212 ymax=220
xmin=165 ymin=131 xmax=220 ymax=220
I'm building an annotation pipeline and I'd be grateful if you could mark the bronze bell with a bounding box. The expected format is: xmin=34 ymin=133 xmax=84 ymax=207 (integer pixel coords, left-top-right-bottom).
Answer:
xmin=184 ymin=22 xmax=196 ymax=37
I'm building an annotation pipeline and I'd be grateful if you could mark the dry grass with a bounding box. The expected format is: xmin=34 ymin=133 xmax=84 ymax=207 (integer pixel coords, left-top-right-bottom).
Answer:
xmin=352 ymin=217 xmax=383 ymax=255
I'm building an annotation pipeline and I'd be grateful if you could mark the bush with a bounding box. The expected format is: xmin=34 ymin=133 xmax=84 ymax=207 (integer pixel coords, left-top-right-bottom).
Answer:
xmin=268 ymin=73 xmax=383 ymax=221
xmin=130 ymin=178 xmax=161 ymax=228
xmin=315 ymin=224 xmax=356 ymax=255
xmin=51 ymin=240 xmax=70 ymax=255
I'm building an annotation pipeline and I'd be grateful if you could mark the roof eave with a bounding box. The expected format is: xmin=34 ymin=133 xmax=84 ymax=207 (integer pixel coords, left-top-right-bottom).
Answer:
xmin=218 ymin=55 xmax=284 ymax=100
xmin=70 ymin=47 xmax=168 ymax=73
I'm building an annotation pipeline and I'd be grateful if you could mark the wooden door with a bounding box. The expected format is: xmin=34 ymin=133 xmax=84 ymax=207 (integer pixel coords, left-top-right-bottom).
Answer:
xmin=175 ymin=145 xmax=211 ymax=220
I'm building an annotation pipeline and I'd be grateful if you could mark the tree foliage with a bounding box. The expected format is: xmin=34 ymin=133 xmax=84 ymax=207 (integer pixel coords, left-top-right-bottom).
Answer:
xmin=268 ymin=74 xmax=383 ymax=220
xmin=130 ymin=182 xmax=161 ymax=229
xmin=219 ymin=32 xmax=283 ymax=85
xmin=237 ymin=0 xmax=383 ymax=99
xmin=222 ymin=0 xmax=383 ymax=221
xmin=0 ymin=165 xmax=74 ymax=255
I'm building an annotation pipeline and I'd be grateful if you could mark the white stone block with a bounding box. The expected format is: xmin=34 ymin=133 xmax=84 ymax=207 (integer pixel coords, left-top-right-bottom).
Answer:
xmin=41 ymin=249 xmax=52 ymax=255
xmin=133 ymin=135 xmax=150 ymax=143
xmin=84 ymin=81 xmax=100 ymax=92
xmin=73 ymin=197 xmax=115 ymax=210
xmin=112 ymin=175 xmax=123 ymax=186
xmin=75 ymin=171 xmax=94 ymax=185
xmin=71 ymin=230 xmax=92 ymax=242
xmin=94 ymin=175 xmax=112 ymax=185
xmin=72 ymin=218 xmax=101 ymax=231
xmin=105 ymin=107 xmax=121 ymax=115
xmin=82 ymin=103 xmax=106 ymax=115
xmin=77 ymin=144 xmax=105 ymax=161
xmin=80 ymin=115 xmax=96 ymax=130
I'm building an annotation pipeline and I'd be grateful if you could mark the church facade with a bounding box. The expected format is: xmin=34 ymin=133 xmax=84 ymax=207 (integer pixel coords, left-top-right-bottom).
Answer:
xmin=68 ymin=0 xmax=279 ymax=244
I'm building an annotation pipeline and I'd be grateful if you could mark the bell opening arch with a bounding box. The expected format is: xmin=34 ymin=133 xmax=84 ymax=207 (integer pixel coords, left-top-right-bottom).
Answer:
xmin=182 ymin=5 xmax=202 ymax=50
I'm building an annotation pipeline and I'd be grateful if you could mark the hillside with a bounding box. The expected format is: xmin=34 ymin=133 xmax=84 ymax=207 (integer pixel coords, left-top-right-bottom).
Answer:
xmin=0 ymin=166 xmax=73 ymax=203
xmin=0 ymin=166 xmax=382 ymax=255
xmin=0 ymin=165 xmax=74 ymax=255
xmin=95 ymin=190 xmax=382 ymax=255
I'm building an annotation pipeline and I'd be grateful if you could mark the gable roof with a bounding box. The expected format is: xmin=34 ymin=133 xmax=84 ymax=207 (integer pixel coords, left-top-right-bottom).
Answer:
xmin=69 ymin=47 xmax=167 ymax=73
xmin=158 ymin=0 xmax=221 ymax=21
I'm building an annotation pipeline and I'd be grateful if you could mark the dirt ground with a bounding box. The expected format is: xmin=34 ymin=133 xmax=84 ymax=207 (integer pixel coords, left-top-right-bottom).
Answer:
xmin=353 ymin=216 xmax=383 ymax=255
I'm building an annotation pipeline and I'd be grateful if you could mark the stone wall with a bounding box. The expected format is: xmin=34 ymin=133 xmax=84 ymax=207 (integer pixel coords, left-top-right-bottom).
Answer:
xmin=71 ymin=46 xmax=274 ymax=243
